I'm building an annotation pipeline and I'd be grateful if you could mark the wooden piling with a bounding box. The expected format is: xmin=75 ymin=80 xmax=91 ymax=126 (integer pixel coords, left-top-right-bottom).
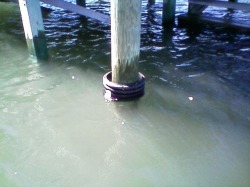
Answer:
xmin=111 ymin=0 xmax=142 ymax=84
xmin=148 ymin=0 xmax=155 ymax=5
xmin=76 ymin=0 xmax=86 ymax=7
xmin=228 ymin=0 xmax=238 ymax=11
xmin=162 ymin=0 xmax=176 ymax=25
xmin=229 ymin=0 xmax=238 ymax=3
xmin=18 ymin=0 xmax=48 ymax=60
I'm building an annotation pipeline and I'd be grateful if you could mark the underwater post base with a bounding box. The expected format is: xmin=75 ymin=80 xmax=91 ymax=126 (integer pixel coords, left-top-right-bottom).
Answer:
xmin=103 ymin=71 xmax=145 ymax=101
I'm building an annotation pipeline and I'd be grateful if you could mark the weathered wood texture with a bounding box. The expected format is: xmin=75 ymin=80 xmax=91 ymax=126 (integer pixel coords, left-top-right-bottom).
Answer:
xmin=162 ymin=0 xmax=176 ymax=25
xmin=111 ymin=0 xmax=142 ymax=84
xmin=189 ymin=0 xmax=250 ymax=11
xmin=40 ymin=0 xmax=110 ymax=23
xmin=18 ymin=0 xmax=48 ymax=60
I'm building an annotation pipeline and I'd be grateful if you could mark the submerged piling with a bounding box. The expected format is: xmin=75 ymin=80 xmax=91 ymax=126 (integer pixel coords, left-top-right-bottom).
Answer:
xmin=103 ymin=0 xmax=145 ymax=101
xmin=18 ymin=0 xmax=48 ymax=61
xmin=162 ymin=0 xmax=176 ymax=25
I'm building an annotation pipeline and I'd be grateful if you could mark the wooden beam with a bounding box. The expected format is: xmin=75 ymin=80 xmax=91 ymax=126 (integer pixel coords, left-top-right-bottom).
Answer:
xmin=178 ymin=14 xmax=250 ymax=30
xmin=40 ymin=0 xmax=110 ymax=23
xmin=188 ymin=4 xmax=208 ymax=15
xmin=189 ymin=0 xmax=250 ymax=11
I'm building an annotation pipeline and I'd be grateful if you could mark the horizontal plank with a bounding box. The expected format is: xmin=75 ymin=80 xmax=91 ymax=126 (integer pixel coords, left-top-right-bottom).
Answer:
xmin=189 ymin=0 xmax=250 ymax=11
xmin=40 ymin=0 xmax=110 ymax=23
xmin=178 ymin=14 xmax=250 ymax=30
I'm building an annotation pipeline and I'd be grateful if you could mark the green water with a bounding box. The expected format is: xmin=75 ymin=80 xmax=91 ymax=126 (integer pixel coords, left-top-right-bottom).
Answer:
xmin=0 ymin=1 xmax=250 ymax=186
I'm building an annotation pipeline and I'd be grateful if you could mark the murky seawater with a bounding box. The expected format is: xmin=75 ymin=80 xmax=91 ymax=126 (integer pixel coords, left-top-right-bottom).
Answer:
xmin=0 ymin=1 xmax=250 ymax=186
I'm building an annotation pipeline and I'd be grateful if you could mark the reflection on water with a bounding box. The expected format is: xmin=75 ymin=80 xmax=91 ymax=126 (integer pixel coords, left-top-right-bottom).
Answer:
xmin=0 ymin=1 xmax=250 ymax=186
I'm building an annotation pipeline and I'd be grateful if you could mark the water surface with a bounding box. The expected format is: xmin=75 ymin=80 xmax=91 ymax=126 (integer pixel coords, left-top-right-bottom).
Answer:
xmin=0 ymin=1 xmax=250 ymax=186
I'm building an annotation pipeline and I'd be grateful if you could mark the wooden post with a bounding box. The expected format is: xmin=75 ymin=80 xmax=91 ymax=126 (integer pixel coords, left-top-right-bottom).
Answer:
xmin=228 ymin=0 xmax=238 ymax=11
xmin=229 ymin=0 xmax=238 ymax=3
xmin=111 ymin=0 xmax=142 ymax=84
xmin=18 ymin=0 xmax=48 ymax=60
xmin=76 ymin=0 xmax=86 ymax=7
xmin=162 ymin=0 xmax=176 ymax=25
xmin=148 ymin=0 xmax=155 ymax=5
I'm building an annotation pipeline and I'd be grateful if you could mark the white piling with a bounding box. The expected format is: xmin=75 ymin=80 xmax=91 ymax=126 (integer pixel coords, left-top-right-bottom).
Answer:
xmin=18 ymin=0 xmax=48 ymax=60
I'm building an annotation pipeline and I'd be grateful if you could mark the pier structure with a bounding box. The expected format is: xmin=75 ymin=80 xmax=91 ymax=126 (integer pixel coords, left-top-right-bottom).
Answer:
xmin=3 ymin=0 xmax=250 ymax=61
xmin=179 ymin=0 xmax=250 ymax=30
xmin=2 ymin=0 xmax=250 ymax=100
xmin=17 ymin=0 xmax=111 ymax=62
xmin=13 ymin=0 xmax=178 ymax=101
xmin=15 ymin=0 xmax=177 ymax=62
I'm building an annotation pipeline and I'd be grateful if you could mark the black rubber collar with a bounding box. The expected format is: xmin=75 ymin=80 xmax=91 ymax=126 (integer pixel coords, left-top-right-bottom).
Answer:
xmin=103 ymin=71 xmax=145 ymax=101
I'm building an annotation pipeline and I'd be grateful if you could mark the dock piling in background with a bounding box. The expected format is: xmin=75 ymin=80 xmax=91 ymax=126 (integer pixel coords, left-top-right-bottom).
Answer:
xmin=162 ymin=0 xmax=176 ymax=25
xmin=76 ymin=0 xmax=86 ymax=7
xmin=229 ymin=0 xmax=238 ymax=3
xmin=228 ymin=0 xmax=238 ymax=11
xmin=148 ymin=0 xmax=155 ymax=5
xmin=18 ymin=0 xmax=48 ymax=61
